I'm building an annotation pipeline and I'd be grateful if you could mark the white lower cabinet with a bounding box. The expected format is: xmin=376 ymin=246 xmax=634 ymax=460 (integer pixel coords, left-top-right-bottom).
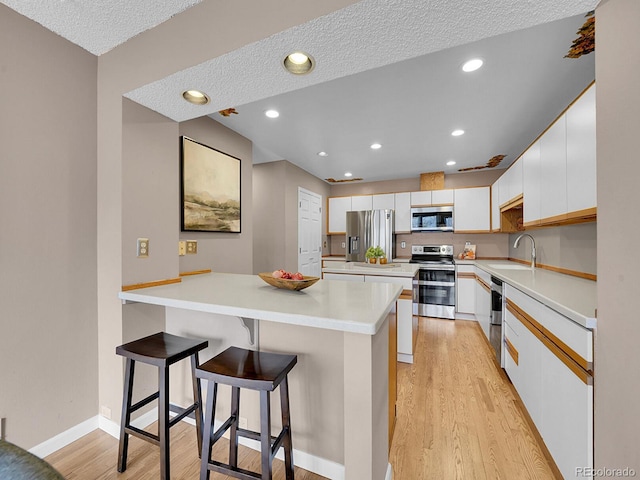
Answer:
xmin=455 ymin=265 xmax=476 ymax=315
xmin=504 ymin=284 xmax=593 ymax=479
xmin=474 ymin=268 xmax=491 ymax=340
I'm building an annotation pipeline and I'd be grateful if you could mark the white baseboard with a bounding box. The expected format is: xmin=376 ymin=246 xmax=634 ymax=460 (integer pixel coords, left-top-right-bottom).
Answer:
xmin=455 ymin=312 xmax=476 ymax=321
xmin=397 ymin=352 xmax=414 ymax=364
xmin=386 ymin=462 xmax=394 ymax=480
xmin=29 ymin=416 xmax=99 ymax=459
xmin=99 ymin=408 xmax=346 ymax=479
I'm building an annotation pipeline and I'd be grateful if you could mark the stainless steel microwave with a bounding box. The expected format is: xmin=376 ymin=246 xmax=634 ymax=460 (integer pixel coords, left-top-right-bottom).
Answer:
xmin=410 ymin=206 xmax=454 ymax=232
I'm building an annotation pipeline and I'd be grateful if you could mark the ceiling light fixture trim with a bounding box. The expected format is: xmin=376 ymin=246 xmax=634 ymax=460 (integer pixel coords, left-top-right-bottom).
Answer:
xmin=318 ymin=151 xmax=328 ymax=157
xmin=370 ymin=143 xmax=382 ymax=149
xmin=265 ymin=109 xmax=280 ymax=118
xmin=451 ymin=129 xmax=465 ymax=136
xmin=283 ymin=51 xmax=315 ymax=75
xmin=182 ymin=89 xmax=210 ymax=105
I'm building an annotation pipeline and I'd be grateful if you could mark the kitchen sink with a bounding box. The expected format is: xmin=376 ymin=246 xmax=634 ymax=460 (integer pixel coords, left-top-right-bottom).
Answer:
xmin=487 ymin=263 xmax=532 ymax=270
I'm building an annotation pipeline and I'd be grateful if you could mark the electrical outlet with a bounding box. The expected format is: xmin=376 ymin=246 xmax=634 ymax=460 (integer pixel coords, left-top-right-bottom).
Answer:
xmin=178 ymin=241 xmax=186 ymax=256
xmin=186 ymin=240 xmax=197 ymax=254
xmin=100 ymin=406 xmax=111 ymax=419
xmin=239 ymin=417 xmax=248 ymax=429
xmin=137 ymin=238 xmax=149 ymax=257
xmin=401 ymin=241 xmax=406 ymax=249
xmin=341 ymin=242 xmax=346 ymax=248
xmin=1 ymin=417 xmax=6 ymax=441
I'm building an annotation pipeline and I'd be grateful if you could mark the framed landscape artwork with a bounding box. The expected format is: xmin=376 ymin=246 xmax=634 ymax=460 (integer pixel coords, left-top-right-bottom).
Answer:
xmin=180 ymin=136 xmax=241 ymax=232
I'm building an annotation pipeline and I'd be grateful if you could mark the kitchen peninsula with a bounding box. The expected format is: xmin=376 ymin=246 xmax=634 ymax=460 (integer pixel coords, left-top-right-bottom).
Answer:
xmin=119 ymin=272 xmax=401 ymax=480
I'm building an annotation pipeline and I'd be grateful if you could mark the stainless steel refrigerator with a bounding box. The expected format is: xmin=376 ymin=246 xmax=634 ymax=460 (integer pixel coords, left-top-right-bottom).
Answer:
xmin=345 ymin=210 xmax=395 ymax=262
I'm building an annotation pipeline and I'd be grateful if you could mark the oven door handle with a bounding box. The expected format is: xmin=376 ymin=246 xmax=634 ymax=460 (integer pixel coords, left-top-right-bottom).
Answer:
xmin=416 ymin=280 xmax=456 ymax=287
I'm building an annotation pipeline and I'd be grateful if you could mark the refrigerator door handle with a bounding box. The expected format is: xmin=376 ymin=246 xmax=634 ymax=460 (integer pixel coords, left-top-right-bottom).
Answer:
xmin=348 ymin=236 xmax=359 ymax=254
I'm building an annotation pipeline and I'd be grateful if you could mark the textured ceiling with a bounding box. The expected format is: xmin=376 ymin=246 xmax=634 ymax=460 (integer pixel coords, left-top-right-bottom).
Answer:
xmin=0 ymin=0 xmax=202 ymax=55
xmin=124 ymin=0 xmax=598 ymax=122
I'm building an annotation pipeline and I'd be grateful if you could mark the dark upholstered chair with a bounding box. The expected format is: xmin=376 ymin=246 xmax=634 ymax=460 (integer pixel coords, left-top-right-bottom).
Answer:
xmin=0 ymin=440 xmax=65 ymax=479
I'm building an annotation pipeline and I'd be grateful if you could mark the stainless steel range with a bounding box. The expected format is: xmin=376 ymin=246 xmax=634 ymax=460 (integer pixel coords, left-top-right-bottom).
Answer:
xmin=410 ymin=244 xmax=455 ymax=319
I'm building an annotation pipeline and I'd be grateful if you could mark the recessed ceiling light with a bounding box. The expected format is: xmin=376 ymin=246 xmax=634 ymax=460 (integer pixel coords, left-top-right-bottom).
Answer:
xmin=451 ymin=129 xmax=465 ymax=137
xmin=265 ymin=109 xmax=280 ymax=118
xmin=462 ymin=58 xmax=484 ymax=72
xmin=370 ymin=143 xmax=382 ymax=150
xmin=283 ymin=51 xmax=315 ymax=75
xmin=318 ymin=151 xmax=328 ymax=157
xmin=182 ymin=89 xmax=210 ymax=105
xmin=344 ymin=172 xmax=353 ymax=177
xmin=447 ymin=160 xmax=457 ymax=166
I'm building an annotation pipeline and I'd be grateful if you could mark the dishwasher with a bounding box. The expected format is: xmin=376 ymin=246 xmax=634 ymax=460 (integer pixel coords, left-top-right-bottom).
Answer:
xmin=490 ymin=277 xmax=503 ymax=325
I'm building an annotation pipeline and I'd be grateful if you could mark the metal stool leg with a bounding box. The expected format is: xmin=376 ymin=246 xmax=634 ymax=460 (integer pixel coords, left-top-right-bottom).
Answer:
xmin=260 ymin=390 xmax=272 ymax=480
xmin=191 ymin=352 xmax=204 ymax=456
xmin=117 ymin=358 xmax=135 ymax=473
xmin=158 ymin=365 xmax=170 ymax=480
xmin=229 ymin=386 xmax=240 ymax=468
xmin=200 ymin=380 xmax=217 ymax=480
xmin=279 ymin=377 xmax=294 ymax=480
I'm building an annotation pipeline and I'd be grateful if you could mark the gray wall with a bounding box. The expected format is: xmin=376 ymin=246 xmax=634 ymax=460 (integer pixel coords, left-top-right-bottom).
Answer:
xmin=595 ymin=0 xmax=640 ymax=472
xmin=179 ymin=117 xmax=254 ymax=275
xmin=253 ymin=160 xmax=331 ymax=274
xmin=509 ymin=223 xmax=597 ymax=275
xmin=0 ymin=5 xmax=98 ymax=448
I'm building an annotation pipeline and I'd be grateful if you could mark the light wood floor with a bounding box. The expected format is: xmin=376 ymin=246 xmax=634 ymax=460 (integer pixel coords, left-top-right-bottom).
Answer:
xmin=47 ymin=317 xmax=558 ymax=479
xmin=390 ymin=317 xmax=558 ymax=480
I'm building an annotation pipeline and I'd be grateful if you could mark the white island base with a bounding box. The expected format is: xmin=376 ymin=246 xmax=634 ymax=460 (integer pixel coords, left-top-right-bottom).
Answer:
xmin=120 ymin=273 xmax=400 ymax=480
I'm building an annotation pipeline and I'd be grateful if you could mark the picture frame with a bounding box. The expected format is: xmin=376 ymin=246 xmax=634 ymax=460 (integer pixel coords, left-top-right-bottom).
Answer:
xmin=180 ymin=136 xmax=241 ymax=233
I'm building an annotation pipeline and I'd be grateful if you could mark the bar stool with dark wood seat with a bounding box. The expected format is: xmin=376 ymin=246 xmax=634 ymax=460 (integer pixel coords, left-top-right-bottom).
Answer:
xmin=196 ymin=346 xmax=297 ymax=480
xmin=116 ymin=331 xmax=208 ymax=480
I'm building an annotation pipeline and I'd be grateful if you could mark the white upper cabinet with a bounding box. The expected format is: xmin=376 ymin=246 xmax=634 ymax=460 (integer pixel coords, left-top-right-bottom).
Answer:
xmin=539 ymin=115 xmax=568 ymax=220
xmin=566 ymin=84 xmax=596 ymax=214
xmin=491 ymin=181 xmax=500 ymax=231
xmin=351 ymin=195 xmax=373 ymax=211
xmin=328 ymin=197 xmax=352 ymax=233
xmin=410 ymin=191 xmax=432 ymax=206
xmin=454 ymin=187 xmax=491 ymax=232
xmin=522 ymin=141 xmax=541 ymax=226
xmin=499 ymin=158 xmax=523 ymax=207
xmin=431 ymin=189 xmax=454 ymax=205
xmin=394 ymin=192 xmax=411 ymax=232
xmin=372 ymin=193 xmax=395 ymax=210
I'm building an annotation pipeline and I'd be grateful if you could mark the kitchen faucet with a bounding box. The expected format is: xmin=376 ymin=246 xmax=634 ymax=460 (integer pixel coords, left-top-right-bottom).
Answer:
xmin=513 ymin=233 xmax=536 ymax=268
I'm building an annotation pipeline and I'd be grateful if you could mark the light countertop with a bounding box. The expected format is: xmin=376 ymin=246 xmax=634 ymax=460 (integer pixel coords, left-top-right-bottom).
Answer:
xmin=119 ymin=272 xmax=401 ymax=335
xmin=322 ymin=262 xmax=419 ymax=277
xmin=459 ymin=259 xmax=597 ymax=329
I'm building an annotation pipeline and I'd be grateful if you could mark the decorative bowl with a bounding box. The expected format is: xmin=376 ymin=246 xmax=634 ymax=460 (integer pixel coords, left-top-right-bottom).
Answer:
xmin=258 ymin=273 xmax=320 ymax=291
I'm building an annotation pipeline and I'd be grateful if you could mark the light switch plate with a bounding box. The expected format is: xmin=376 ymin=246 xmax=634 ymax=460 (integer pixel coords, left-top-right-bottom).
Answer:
xmin=137 ymin=238 xmax=149 ymax=257
xmin=178 ymin=241 xmax=186 ymax=256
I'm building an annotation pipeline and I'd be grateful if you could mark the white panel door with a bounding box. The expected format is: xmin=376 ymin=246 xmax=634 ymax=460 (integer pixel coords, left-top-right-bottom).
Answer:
xmin=351 ymin=195 xmax=373 ymax=211
xmin=431 ymin=189 xmax=454 ymax=205
xmin=491 ymin=181 xmax=500 ymax=231
xmin=372 ymin=193 xmax=395 ymax=210
xmin=394 ymin=192 xmax=411 ymax=232
xmin=539 ymin=115 xmax=568 ymax=220
xmin=328 ymin=196 xmax=351 ymax=233
xmin=454 ymin=187 xmax=490 ymax=232
xmin=298 ymin=188 xmax=322 ymax=277
xmin=410 ymin=191 xmax=432 ymax=206
xmin=509 ymin=157 xmax=523 ymax=201
xmin=566 ymin=84 xmax=597 ymax=213
xmin=522 ymin=141 xmax=541 ymax=225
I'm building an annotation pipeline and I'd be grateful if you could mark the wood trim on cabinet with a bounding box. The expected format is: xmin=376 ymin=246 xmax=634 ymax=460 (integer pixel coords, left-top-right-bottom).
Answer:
xmin=565 ymin=207 xmax=597 ymax=221
xmin=179 ymin=269 xmax=212 ymax=277
xmin=506 ymin=299 xmax=593 ymax=385
xmin=507 ymin=258 xmax=597 ymax=281
xmin=505 ymin=337 xmax=519 ymax=365
xmin=455 ymin=229 xmax=492 ymax=234
xmin=500 ymin=193 xmax=524 ymax=212
xmin=457 ymin=272 xmax=476 ymax=279
xmin=400 ymin=289 xmax=413 ymax=300
xmin=122 ymin=277 xmax=182 ymax=291
xmin=475 ymin=275 xmax=491 ymax=293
